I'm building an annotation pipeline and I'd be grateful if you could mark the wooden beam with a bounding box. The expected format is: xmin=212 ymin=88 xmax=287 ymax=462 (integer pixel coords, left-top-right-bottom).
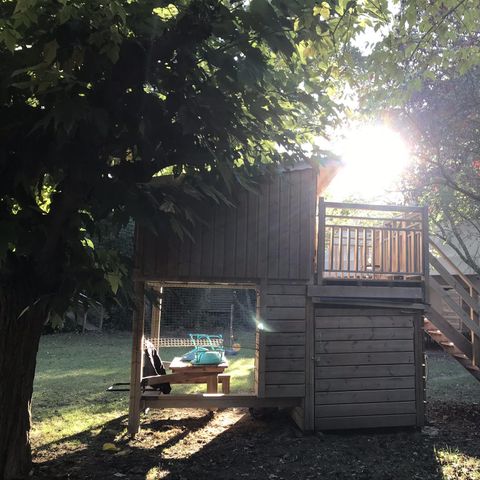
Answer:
xmin=430 ymin=278 xmax=480 ymax=338
xmin=429 ymin=254 xmax=479 ymax=314
xmin=324 ymin=202 xmax=424 ymax=213
xmin=141 ymin=393 xmax=301 ymax=409
xmin=425 ymin=306 xmax=472 ymax=358
xmin=304 ymin=297 xmax=315 ymax=432
xmin=317 ymin=198 xmax=325 ymax=283
xmin=413 ymin=312 xmax=425 ymax=427
xmin=308 ymin=285 xmax=424 ymax=300
xmin=128 ymin=280 xmax=145 ymax=436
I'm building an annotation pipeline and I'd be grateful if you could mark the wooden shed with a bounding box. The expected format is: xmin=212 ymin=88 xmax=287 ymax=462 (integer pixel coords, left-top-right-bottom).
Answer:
xmin=128 ymin=162 xmax=480 ymax=434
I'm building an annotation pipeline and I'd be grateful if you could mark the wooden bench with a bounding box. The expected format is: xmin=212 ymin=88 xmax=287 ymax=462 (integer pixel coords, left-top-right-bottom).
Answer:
xmin=217 ymin=373 xmax=231 ymax=394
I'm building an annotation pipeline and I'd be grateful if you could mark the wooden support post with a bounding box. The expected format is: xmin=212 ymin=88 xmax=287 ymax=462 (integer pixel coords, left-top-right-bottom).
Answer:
xmin=150 ymin=285 xmax=163 ymax=341
xmin=470 ymin=285 xmax=480 ymax=366
xmin=317 ymin=198 xmax=325 ymax=284
xmin=206 ymin=375 xmax=218 ymax=394
xmin=414 ymin=312 xmax=425 ymax=427
xmin=422 ymin=206 xmax=430 ymax=305
xmin=128 ymin=280 xmax=145 ymax=436
xmin=256 ymin=280 xmax=267 ymax=397
xmin=304 ymin=296 xmax=315 ymax=431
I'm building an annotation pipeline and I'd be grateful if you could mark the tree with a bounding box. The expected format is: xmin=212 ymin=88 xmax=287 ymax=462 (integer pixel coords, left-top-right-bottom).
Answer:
xmin=356 ymin=0 xmax=480 ymax=275
xmin=400 ymin=68 xmax=480 ymax=276
xmin=0 ymin=0 xmax=389 ymax=477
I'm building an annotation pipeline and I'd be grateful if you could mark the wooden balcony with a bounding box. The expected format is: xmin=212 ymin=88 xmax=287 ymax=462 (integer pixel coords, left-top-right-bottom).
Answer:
xmin=311 ymin=200 xmax=429 ymax=304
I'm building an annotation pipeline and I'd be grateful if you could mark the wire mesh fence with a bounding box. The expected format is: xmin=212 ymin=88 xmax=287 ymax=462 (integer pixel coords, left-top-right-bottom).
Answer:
xmin=145 ymin=287 xmax=257 ymax=351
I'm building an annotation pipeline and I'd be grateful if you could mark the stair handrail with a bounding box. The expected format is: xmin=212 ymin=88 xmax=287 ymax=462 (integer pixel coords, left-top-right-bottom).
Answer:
xmin=429 ymin=239 xmax=480 ymax=297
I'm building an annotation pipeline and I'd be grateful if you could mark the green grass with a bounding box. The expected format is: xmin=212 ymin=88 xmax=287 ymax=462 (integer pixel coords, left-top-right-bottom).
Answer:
xmin=32 ymin=335 xmax=480 ymax=452
xmin=32 ymin=331 xmax=255 ymax=449
xmin=426 ymin=350 xmax=480 ymax=404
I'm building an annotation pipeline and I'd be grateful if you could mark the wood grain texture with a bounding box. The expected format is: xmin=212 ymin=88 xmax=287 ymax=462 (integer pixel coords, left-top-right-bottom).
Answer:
xmin=315 ymin=389 xmax=415 ymax=405
xmin=315 ymin=401 xmax=416 ymax=418
xmin=138 ymin=168 xmax=317 ymax=282
xmin=314 ymin=376 xmax=415 ymax=392
xmin=315 ymin=414 xmax=417 ymax=430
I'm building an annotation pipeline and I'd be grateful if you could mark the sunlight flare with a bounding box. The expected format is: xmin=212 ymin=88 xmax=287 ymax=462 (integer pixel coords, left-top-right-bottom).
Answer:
xmin=327 ymin=125 xmax=411 ymax=202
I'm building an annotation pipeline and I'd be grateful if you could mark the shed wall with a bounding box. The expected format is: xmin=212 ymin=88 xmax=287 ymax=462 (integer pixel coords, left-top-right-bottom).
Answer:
xmin=138 ymin=169 xmax=317 ymax=283
xmin=262 ymin=283 xmax=307 ymax=398
xmin=313 ymin=307 xmax=424 ymax=430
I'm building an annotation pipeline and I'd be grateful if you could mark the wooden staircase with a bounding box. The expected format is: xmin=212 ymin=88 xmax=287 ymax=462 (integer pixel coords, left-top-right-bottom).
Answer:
xmin=424 ymin=240 xmax=480 ymax=381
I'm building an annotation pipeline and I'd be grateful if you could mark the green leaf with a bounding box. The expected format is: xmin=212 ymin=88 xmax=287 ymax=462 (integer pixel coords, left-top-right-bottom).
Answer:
xmin=43 ymin=40 xmax=58 ymax=65
xmin=106 ymin=272 xmax=121 ymax=294
xmin=313 ymin=2 xmax=330 ymax=19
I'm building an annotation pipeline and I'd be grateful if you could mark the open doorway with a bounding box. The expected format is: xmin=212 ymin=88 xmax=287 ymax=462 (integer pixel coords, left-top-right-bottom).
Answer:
xmin=144 ymin=284 xmax=258 ymax=394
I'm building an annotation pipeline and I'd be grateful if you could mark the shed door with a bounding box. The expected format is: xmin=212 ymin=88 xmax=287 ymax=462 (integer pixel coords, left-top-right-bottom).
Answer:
xmin=314 ymin=307 xmax=419 ymax=430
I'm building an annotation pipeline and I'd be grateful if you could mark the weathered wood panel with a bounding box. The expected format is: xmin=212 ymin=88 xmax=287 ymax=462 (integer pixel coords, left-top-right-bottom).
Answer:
xmin=265 ymin=384 xmax=305 ymax=396
xmin=263 ymin=283 xmax=307 ymax=398
xmin=315 ymin=376 xmax=415 ymax=392
xmin=315 ymin=401 xmax=416 ymax=417
xmin=315 ymin=327 xmax=414 ymax=341
xmin=315 ymin=389 xmax=415 ymax=405
xmin=315 ymin=364 xmax=415 ymax=379
xmin=314 ymin=306 xmax=422 ymax=430
xmin=266 ymin=333 xmax=305 ymax=346
xmin=316 ymin=414 xmax=417 ymax=430
xmin=315 ymin=315 xmax=414 ymax=329
xmin=267 ymin=307 xmax=305 ymax=319
xmin=316 ymin=352 xmax=415 ymax=366
xmin=138 ymin=168 xmax=317 ymax=282
xmin=265 ymin=372 xmax=305 ymax=384
xmin=315 ymin=339 xmax=413 ymax=353
xmin=267 ymin=320 xmax=305 ymax=333
xmin=266 ymin=358 xmax=305 ymax=371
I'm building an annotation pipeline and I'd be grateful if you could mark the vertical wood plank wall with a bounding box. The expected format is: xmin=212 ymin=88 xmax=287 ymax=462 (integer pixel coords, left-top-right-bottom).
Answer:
xmin=313 ymin=307 xmax=424 ymax=430
xmin=138 ymin=168 xmax=317 ymax=283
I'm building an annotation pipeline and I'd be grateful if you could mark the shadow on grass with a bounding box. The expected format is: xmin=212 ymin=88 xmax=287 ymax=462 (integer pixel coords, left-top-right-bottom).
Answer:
xmin=33 ymin=401 xmax=480 ymax=480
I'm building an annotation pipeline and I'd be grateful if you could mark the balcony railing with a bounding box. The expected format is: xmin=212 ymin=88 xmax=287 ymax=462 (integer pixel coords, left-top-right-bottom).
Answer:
xmin=317 ymin=200 xmax=428 ymax=282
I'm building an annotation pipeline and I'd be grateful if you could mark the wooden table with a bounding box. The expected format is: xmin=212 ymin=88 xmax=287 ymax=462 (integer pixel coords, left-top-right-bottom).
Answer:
xmin=169 ymin=357 xmax=229 ymax=393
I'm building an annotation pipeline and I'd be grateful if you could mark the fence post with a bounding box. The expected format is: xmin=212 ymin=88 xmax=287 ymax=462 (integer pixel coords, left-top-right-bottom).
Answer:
xmin=317 ymin=197 xmax=326 ymax=285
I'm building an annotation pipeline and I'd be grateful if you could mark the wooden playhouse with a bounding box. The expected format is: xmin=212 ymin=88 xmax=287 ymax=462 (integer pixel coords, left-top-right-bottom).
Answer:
xmin=128 ymin=163 xmax=480 ymax=434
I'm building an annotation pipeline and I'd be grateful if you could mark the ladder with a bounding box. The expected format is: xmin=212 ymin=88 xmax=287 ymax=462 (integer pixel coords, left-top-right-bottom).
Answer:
xmin=424 ymin=240 xmax=480 ymax=381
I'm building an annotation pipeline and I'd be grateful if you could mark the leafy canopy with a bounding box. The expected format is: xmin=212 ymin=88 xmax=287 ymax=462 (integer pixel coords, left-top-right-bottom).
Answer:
xmin=356 ymin=0 xmax=480 ymax=274
xmin=0 ymin=0 xmax=389 ymax=316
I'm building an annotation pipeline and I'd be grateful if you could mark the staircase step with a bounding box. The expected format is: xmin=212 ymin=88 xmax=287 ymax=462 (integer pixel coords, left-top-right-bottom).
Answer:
xmin=466 ymin=364 xmax=480 ymax=372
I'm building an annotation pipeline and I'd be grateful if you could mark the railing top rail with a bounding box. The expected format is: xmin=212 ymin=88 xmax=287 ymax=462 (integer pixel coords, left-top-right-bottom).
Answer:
xmin=323 ymin=201 xmax=424 ymax=213
xmin=325 ymin=213 xmax=422 ymax=223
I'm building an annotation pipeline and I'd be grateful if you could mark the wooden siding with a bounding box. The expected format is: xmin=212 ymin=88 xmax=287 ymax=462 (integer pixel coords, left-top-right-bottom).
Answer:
xmin=262 ymin=283 xmax=307 ymax=397
xmin=314 ymin=307 xmax=422 ymax=430
xmin=138 ymin=169 xmax=317 ymax=283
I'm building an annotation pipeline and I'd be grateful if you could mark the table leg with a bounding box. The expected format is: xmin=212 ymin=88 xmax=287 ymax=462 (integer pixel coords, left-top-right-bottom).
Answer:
xmin=207 ymin=375 xmax=218 ymax=393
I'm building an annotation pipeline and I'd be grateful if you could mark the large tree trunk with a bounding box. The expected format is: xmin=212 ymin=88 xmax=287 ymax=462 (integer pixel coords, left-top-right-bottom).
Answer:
xmin=0 ymin=286 xmax=45 ymax=479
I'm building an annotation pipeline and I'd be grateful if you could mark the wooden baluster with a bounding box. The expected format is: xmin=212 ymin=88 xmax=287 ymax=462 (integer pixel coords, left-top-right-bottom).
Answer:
xmin=470 ymin=286 xmax=480 ymax=366
xmin=389 ymin=229 xmax=393 ymax=275
xmin=353 ymin=227 xmax=358 ymax=278
xmin=372 ymin=228 xmax=376 ymax=278
xmin=329 ymin=225 xmax=334 ymax=274
xmin=363 ymin=228 xmax=367 ymax=277
xmin=380 ymin=229 xmax=384 ymax=277
xmin=338 ymin=227 xmax=343 ymax=277
xmin=347 ymin=227 xmax=351 ymax=278
xmin=317 ymin=198 xmax=326 ymax=283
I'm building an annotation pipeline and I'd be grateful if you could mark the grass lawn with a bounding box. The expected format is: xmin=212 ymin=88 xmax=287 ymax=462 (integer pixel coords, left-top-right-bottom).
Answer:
xmin=31 ymin=335 xmax=480 ymax=479
xmin=32 ymin=331 xmax=255 ymax=449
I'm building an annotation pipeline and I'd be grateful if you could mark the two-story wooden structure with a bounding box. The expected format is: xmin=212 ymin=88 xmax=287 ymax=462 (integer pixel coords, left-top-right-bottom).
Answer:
xmin=128 ymin=163 xmax=480 ymax=434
